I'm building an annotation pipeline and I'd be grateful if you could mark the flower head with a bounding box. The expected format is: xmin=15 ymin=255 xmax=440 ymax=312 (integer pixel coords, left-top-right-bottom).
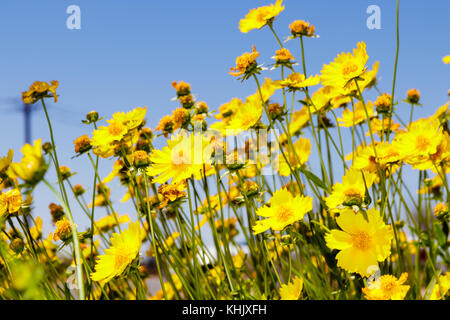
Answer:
xmin=22 ymin=80 xmax=59 ymax=104
xmin=325 ymin=208 xmax=393 ymax=276
xmin=239 ymin=0 xmax=285 ymax=33
xmin=362 ymin=273 xmax=410 ymax=300
xmin=320 ymin=42 xmax=368 ymax=88
xmin=91 ymin=221 xmax=142 ymax=284
xmin=289 ymin=20 xmax=315 ymax=37
xmin=325 ymin=168 xmax=376 ymax=211
xmin=253 ymin=188 xmax=313 ymax=234
xmin=0 ymin=189 xmax=23 ymax=217
xmin=10 ymin=139 xmax=46 ymax=183
xmin=337 ymin=101 xmax=375 ymax=127
xmin=277 ymin=73 xmax=320 ymax=91
xmin=229 ymin=45 xmax=260 ymax=79
xmin=280 ymin=276 xmax=303 ymax=300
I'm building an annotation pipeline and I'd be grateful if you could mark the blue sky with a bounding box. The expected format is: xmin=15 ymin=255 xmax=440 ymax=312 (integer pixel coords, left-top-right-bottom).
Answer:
xmin=0 ymin=0 xmax=449 ymax=235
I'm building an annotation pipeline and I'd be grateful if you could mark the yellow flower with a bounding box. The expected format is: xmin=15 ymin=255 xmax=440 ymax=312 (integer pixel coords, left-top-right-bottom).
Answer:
xmin=280 ymin=276 xmax=303 ymax=300
xmin=277 ymin=137 xmax=311 ymax=176
xmin=73 ymin=134 xmax=92 ymax=154
xmin=158 ymin=180 xmax=187 ymax=208
xmin=366 ymin=118 xmax=401 ymax=138
xmin=0 ymin=150 xmax=14 ymax=173
xmin=288 ymin=106 xmax=310 ymax=135
xmin=362 ymin=273 xmax=409 ymax=300
xmin=239 ymin=0 xmax=284 ymax=33
xmin=53 ymin=219 xmax=73 ymax=241
xmin=0 ymin=189 xmax=23 ymax=216
xmin=229 ymin=45 xmax=260 ymax=77
xmin=253 ymin=188 xmax=313 ymax=234
xmin=91 ymin=107 xmax=147 ymax=158
xmin=94 ymin=213 xmax=131 ymax=234
xmin=277 ymin=73 xmax=320 ymax=91
xmin=308 ymin=86 xmax=347 ymax=113
xmin=289 ymin=20 xmax=315 ymax=37
xmin=320 ymin=42 xmax=368 ymax=88
xmin=337 ymin=101 xmax=375 ymax=127
xmin=91 ymin=221 xmax=142 ymax=284
xmin=393 ymin=118 xmax=443 ymax=167
xmin=406 ymin=88 xmax=420 ymax=104
xmin=442 ymin=55 xmax=450 ymax=64
xmin=22 ymin=80 xmax=59 ymax=104
xmin=146 ymin=132 xmax=212 ymax=184
xmin=325 ymin=208 xmax=393 ymax=276
xmin=211 ymin=78 xmax=279 ymax=134
xmin=10 ymin=139 xmax=44 ymax=183
xmin=273 ymin=48 xmax=295 ymax=64
xmin=325 ymin=168 xmax=376 ymax=211
xmin=429 ymin=272 xmax=450 ymax=300
xmin=29 ymin=216 xmax=43 ymax=240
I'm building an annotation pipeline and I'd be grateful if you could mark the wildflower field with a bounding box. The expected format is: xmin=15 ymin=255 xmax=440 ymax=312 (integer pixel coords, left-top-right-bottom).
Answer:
xmin=0 ymin=0 xmax=449 ymax=301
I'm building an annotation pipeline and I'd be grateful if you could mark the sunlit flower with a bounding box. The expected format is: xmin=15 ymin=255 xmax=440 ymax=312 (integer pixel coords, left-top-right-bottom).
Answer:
xmin=277 ymin=137 xmax=311 ymax=176
xmin=325 ymin=208 xmax=393 ymax=276
xmin=442 ymin=56 xmax=450 ymax=64
xmin=406 ymin=88 xmax=420 ymax=104
xmin=146 ymin=132 xmax=212 ymax=184
xmin=320 ymin=42 xmax=368 ymax=88
xmin=0 ymin=189 xmax=23 ymax=216
xmin=158 ymin=180 xmax=187 ymax=208
xmin=253 ymin=188 xmax=313 ymax=234
xmin=95 ymin=213 xmax=131 ymax=234
xmin=22 ymin=80 xmax=59 ymax=104
xmin=277 ymin=73 xmax=320 ymax=91
xmin=10 ymin=139 xmax=46 ymax=183
xmin=229 ymin=45 xmax=260 ymax=78
xmin=325 ymin=168 xmax=376 ymax=211
xmin=429 ymin=272 xmax=450 ymax=300
xmin=73 ymin=134 xmax=92 ymax=154
xmin=239 ymin=0 xmax=284 ymax=33
xmin=280 ymin=276 xmax=303 ymax=300
xmin=91 ymin=221 xmax=142 ymax=284
xmin=53 ymin=219 xmax=73 ymax=241
xmin=289 ymin=20 xmax=315 ymax=37
xmin=362 ymin=273 xmax=409 ymax=300
xmin=393 ymin=118 xmax=443 ymax=167
xmin=337 ymin=101 xmax=375 ymax=127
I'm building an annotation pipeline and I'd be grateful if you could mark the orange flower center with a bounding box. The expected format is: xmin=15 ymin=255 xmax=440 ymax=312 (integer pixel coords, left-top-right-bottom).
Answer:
xmin=114 ymin=248 xmax=131 ymax=269
xmin=108 ymin=122 xmax=125 ymax=137
xmin=342 ymin=62 xmax=359 ymax=76
xmin=276 ymin=205 xmax=294 ymax=223
xmin=415 ymin=135 xmax=430 ymax=152
xmin=352 ymin=232 xmax=371 ymax=250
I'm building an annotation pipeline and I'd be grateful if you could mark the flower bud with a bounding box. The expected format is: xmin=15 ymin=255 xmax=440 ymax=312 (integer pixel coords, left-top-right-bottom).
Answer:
xmin=86 ymin=110 xmax=99 ymax=123
xmin=406 ymin=89 xmax=420 ymax=104
xmin=10 ymin=238 xmax=25 ymax=254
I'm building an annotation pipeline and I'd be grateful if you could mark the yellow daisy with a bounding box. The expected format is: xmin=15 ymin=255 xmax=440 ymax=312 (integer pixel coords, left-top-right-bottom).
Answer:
xmin=325 ymin=208 xmax=393 ymax=276
xmin=362 ymin=273 xmax=410 ymax=300
xmin=91 ymin=221 xmax=142 ymax=284
xmin=253 ymin=188 xmax=313 ymax=234
xmin=146 ymin=133 xmax=212 ymax=184
xmin=325 ymin=168 xmax=376 ymax=211
xmin=280 ymin=276 xmax=303 ymax=300
xmin=337 ymin=101 xmax=375 ymax=127
xmin=320 ymin=42 xmax=368 ymax=88
xmin=239 ymin=0 xmax=285 ymax=33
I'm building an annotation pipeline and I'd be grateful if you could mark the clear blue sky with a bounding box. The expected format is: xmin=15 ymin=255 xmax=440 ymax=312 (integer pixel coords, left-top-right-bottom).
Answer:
xmin=0 ymin=0 xmax=449 ymax=236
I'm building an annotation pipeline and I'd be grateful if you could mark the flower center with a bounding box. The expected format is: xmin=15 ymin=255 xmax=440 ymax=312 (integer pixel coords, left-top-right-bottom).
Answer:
xmin=415 ymin=135 xmax=430 ymax=152
xmin=342 ymin=62 xmax=359 ymax=76
xmin=352 ymin=232 xmax=371 ymax=250
xmin=276 ymin=205 xmax=294 ymax=222
xmin=114 ymin=248 xmax=131 ymax=269
xmin=108 ymin=122 xmax=125 ymax=137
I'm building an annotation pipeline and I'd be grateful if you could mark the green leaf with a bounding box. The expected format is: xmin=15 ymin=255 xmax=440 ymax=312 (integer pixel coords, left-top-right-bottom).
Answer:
xmin=299 ymin=167 xmax=330 ymax=192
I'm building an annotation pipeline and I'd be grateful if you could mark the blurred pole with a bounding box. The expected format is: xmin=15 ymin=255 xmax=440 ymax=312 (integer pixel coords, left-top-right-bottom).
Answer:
xmin=23 ymin=103 xmax=31 ymax=144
